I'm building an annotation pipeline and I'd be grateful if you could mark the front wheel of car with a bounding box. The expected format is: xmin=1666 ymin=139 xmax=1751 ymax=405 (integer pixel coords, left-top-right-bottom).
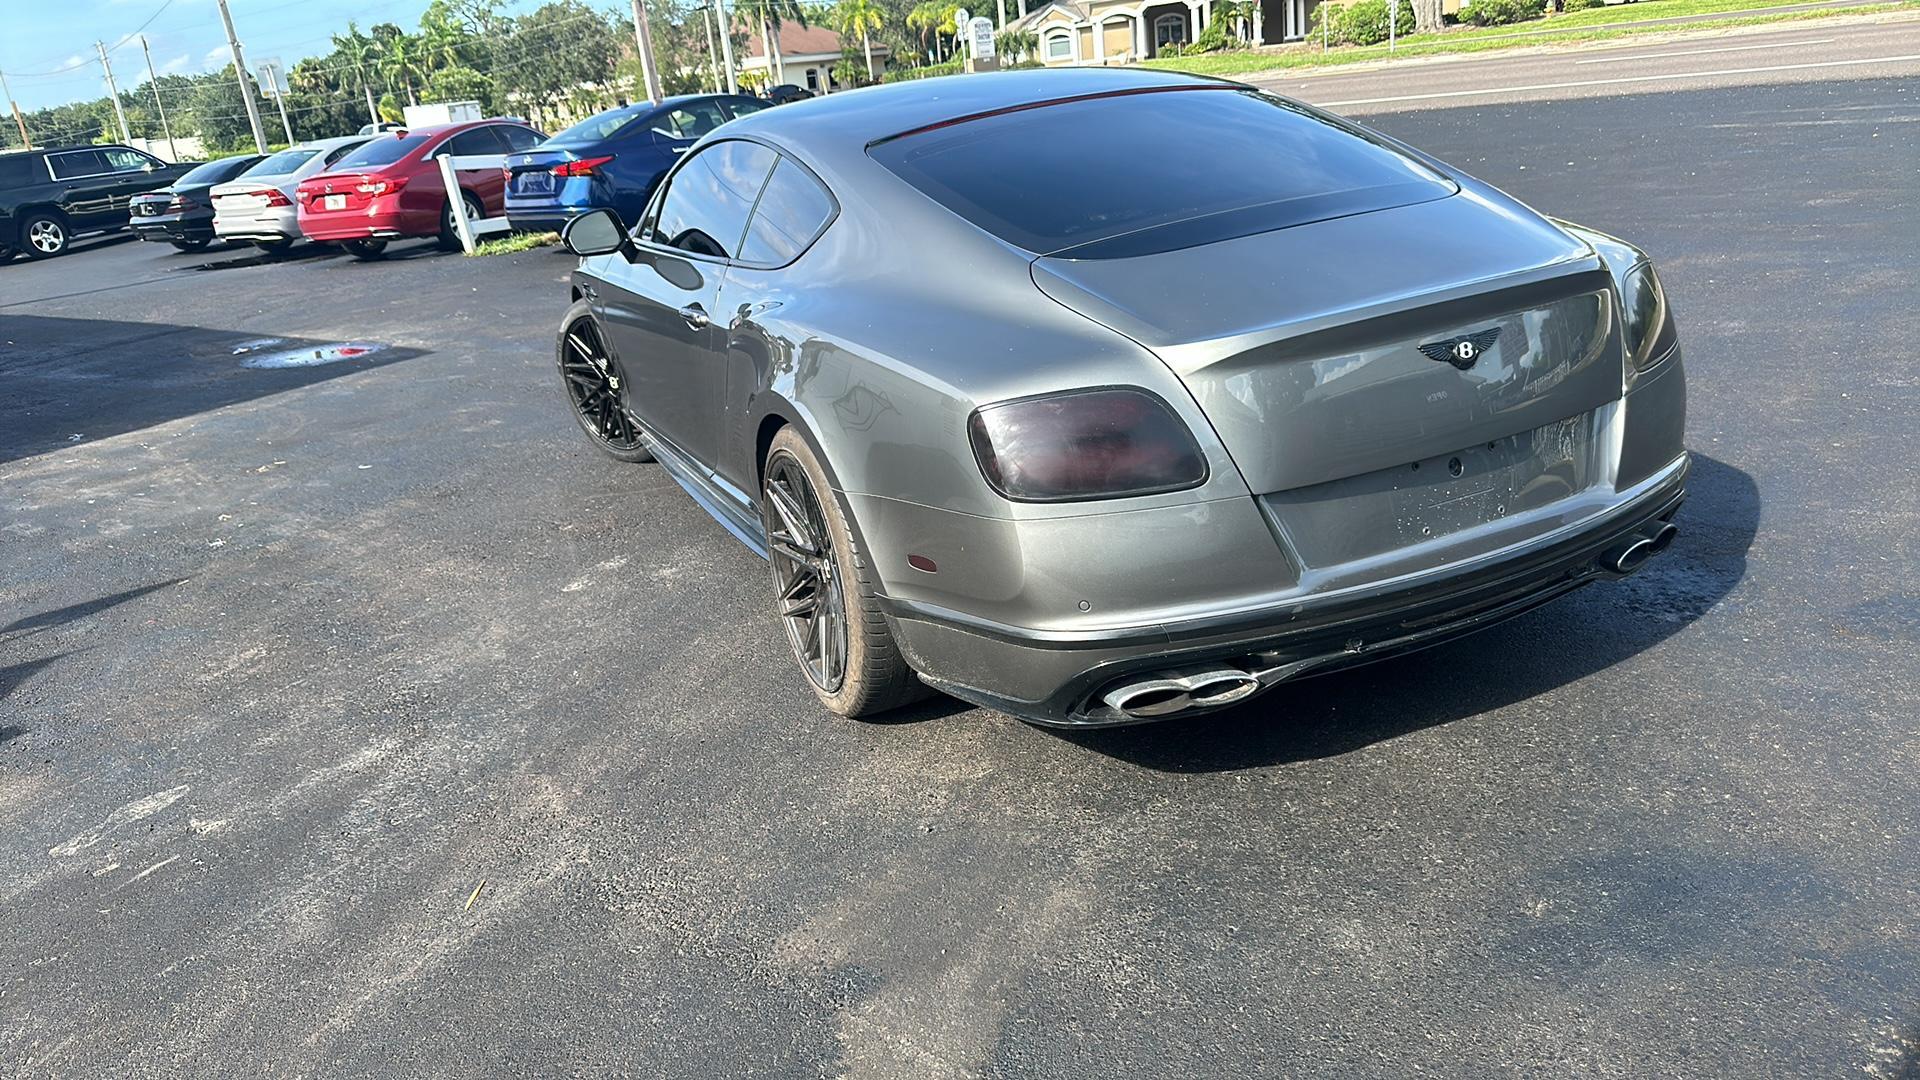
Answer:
xmin=556 ymin=299 xmax=651 ymax=463
xmin=21 ymin=213 xmax=68 ymax=259
xmin=763 ymin=427 xmax=928 ymax=719
xmin=343 ymin=238 xmax=387 ymax=260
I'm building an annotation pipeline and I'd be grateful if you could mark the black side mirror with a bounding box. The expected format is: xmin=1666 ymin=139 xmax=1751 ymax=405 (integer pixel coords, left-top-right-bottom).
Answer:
xmin=562 ymin=208 xmax=632 ymax=258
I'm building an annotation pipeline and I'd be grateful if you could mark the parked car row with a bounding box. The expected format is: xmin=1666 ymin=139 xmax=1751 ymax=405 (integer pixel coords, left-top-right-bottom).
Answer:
xmin=3 ymin=93 xmax=784 ymax=265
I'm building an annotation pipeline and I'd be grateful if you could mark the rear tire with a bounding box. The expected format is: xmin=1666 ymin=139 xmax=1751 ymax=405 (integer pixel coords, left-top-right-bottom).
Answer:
xmin=438 ymin=190 xmax=485 ymax=251
xmin=20 ymin=213 xmax=68 ymax=259
xmin=253 ymin=237 xmax=293 ymax=255
xmin=763 ymin=427 xmax=929 ymax=719
xmin=343 ymin=238 xmax=387 ymax=260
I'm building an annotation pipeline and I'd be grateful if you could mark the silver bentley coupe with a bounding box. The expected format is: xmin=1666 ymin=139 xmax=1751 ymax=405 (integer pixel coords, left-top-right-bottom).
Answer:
xmin=553 ymin=69 xmax=1688 ymax=727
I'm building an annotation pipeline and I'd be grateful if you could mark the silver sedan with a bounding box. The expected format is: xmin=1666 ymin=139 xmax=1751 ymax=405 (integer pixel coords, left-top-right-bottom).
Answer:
xmin=209 ymin=135 xmax=371 ymax=252
xmin=554 ymin=69 xmax=1688 ymax=727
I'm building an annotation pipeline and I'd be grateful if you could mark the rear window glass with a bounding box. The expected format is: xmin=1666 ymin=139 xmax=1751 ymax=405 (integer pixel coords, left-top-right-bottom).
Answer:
xmin=244 ymin=147 xmax=322 ymax=176
xmin=0 ymin=154 xmax=38 ymax=187
xmin=179 ymin=156 xmax=258 ymax=185
xmin=741 ymin=158 xmax=834 ymax=266
xmin=332 ymin=134 xmax=428 ymax=170
xmin=549 ymin=107 xmax=641 ymax=145
xmin=870 ymin=88 xmax=1456 ymax=259
xmin=48 ymin=150 xmax=107 ymax=179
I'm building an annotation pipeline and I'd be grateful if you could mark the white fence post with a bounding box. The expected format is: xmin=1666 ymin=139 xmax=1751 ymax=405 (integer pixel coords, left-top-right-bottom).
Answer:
xmin=437 ymin=152 xmax=514 ymax=256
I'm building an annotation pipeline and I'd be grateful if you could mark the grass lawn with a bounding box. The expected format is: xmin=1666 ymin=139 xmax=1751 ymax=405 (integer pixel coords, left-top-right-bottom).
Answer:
xmin=468 ymin=231 xmax=560 ymax=256
xmin=1142 ymin=0 xmax=1919 ymax=75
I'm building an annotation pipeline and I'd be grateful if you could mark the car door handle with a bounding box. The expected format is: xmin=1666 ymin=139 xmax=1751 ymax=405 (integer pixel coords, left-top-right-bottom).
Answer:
xmin=678 ymin=303 xmax=710 ymax=330
xmin=670 ymin=146 xmax=689 ymax=155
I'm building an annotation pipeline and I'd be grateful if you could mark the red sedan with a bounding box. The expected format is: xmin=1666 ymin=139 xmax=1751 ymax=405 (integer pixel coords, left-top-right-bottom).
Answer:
xmin=295 ymin=119 xmax=544 ymax=259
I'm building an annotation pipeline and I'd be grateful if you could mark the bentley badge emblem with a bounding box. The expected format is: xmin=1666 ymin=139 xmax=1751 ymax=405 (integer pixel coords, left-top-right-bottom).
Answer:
xmin=1419 ymin=327 xmax=1502 ymax=370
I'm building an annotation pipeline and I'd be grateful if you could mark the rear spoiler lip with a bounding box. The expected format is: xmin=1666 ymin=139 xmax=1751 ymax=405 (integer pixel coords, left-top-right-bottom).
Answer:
xmin=865 ymin=83 xmax=1235 ymax=150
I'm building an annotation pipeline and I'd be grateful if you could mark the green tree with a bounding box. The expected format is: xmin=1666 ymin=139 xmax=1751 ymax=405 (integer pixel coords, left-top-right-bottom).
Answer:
xmin=492 ymin=1 xmax=622 ymax=126
xmin=374 ymin=31 xmax=429 ymax=105
xmin=331 ymin=23 xmax=384 ymax=124
xmin=831 ymin=0 xmax=887 ymax=81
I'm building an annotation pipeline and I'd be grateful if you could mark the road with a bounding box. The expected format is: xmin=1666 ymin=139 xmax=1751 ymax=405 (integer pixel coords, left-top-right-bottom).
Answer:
xmin=1252 ymin=11 xmax=1920 ymax=110
xmin=3 ymin=47 xmax=1918 ymax=1080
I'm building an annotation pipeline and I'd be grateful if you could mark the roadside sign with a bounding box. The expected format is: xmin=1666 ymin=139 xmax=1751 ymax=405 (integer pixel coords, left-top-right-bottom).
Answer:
xmin=969 ymin=16 xmax=996 ymax=58
xmin=257 ymin=58 xmax=285 ymax=98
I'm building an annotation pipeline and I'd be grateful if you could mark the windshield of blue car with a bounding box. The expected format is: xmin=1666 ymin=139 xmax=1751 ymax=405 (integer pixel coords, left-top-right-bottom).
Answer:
xmin=241 ymin=147 xmax=322 ymax=177
xmin=332 ymin=134 xmax=430 ymax=170
xmin=870 ymin=87 xmax=1457 ymax=260
xmin=547 ymin=107 xmax=641 ymax=146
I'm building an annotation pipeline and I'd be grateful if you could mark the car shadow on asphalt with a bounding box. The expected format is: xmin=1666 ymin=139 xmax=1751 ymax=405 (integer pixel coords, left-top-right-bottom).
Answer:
xmin=0 ymin=315 xmax=427 ymax=465
xmin=1051 ymin=453 xmax=1759 ymax=773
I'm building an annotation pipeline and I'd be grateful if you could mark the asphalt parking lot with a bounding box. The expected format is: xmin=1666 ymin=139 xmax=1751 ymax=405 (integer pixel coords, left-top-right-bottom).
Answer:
xmin=3 ymin=67 xmax=1918 ymax=1077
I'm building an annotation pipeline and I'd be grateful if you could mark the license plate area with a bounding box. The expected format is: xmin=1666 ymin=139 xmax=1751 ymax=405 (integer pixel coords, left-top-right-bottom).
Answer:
xmin=323 ymin=193 xmax=347 ymax=210
xmin=1262 ymin=413 xmax=1601 ymax=570
xmin=514 ymin=171 xmax=553 ymax=195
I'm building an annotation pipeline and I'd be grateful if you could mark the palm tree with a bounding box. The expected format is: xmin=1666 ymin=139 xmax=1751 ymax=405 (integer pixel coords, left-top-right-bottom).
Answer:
xmin=907 ymin=1 xmax=959 ymax=61
xmin=332 ymin=23 xmax=382 ymax=124
xmin=831 ymin=0 xmax=886 ymax=80
xmin=744 ymin=0 xmax=810 ymax=86
xmin=374 ymin=32 xmax=427 ymax=105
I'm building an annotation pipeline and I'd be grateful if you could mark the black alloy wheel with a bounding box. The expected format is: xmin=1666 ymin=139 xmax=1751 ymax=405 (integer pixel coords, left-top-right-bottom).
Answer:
xmin=764 ymin=449 xmax=849 ymax=694
xmin=557 ymin=304 xmax=651 ymax=462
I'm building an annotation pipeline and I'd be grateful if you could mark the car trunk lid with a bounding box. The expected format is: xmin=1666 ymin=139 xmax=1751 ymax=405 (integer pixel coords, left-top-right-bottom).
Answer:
xmin=1030 ymin=191 xmax=1621 ymax=496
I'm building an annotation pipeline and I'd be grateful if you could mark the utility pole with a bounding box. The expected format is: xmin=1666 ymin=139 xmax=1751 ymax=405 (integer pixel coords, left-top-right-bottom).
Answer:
xmin=94 ymin=42 xmax=133 ymax=143
xmin=629 ymin=0 xmax=665 ymax=106
xmin=703 ymin=6 xmax=722 ymax=93
xmin=215 ymin=0 xmax=269 ymax=153
xmin=0 ymin=68 xmax=30 ymax=150
xmin=714 ymin=0 xmax=739 ymax=94
xmin=137 ymin=36 xmax=178 ymax=162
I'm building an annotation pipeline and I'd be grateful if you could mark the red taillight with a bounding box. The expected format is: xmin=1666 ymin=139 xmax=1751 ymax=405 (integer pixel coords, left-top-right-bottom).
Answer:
xmin=355 ymin=175 xmax=408 ymax=197
xmin=167 ymin=195 xmax=196 ymax=212
xmin=967 ymin=388 xmax=1207 ymax=502
xmin=552 ymin=155 xmax=614 ymax=178
xmin=257 ymin=189 xmax=292 ymax=207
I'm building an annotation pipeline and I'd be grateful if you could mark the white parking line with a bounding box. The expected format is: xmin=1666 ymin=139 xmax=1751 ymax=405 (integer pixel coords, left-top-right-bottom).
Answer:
xmin=1317 ymin=53 xmax=1920 ymax=107
xmin=1573 ymin=38 xmax=1833 ymax=63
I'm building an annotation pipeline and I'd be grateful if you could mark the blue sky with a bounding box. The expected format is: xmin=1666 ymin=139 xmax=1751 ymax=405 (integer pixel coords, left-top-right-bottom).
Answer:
xmin=2 ymin=0 xmax=521 ymax=112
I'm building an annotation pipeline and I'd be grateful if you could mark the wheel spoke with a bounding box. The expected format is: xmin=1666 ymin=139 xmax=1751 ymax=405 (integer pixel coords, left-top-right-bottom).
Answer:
xmin=765 ymin=480 xmax=819 ymax=557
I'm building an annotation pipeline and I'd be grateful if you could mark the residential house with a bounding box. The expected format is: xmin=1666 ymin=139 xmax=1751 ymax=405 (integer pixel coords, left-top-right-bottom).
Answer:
xmin=1008 ymin=0 xmax=1321 ymax=64
xmin=741 ymin=24 xmax=892 ymax=94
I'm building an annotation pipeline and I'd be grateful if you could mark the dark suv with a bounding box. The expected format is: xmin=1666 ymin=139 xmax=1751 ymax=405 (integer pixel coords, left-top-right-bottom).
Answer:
xmin=0 ymin=144 xmax=196 ymax=261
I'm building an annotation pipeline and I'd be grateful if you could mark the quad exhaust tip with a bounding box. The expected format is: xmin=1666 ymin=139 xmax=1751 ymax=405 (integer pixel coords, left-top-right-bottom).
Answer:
xmin=1102 ymin=666 xmax=1262 ymax=720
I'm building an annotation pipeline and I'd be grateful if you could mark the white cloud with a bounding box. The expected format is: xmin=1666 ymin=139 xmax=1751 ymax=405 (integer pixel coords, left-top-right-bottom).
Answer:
xmin=160 ymin=53 xmax=190 ymax=75
xmin=64 ymin=54 xmax=88 ymax=70
xmin=202 ymin=44 xmax=231 ymax=70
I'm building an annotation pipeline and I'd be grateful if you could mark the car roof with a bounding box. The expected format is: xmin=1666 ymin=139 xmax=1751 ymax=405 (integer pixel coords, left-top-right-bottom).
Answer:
xmin=720 ymin=68 xmax=1226 ymax=154
xmin=295 ymin=134 xmax=374 ymax=150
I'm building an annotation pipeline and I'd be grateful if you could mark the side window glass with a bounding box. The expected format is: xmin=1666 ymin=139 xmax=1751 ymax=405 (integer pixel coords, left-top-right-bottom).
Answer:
xmin=499 ymin=126 xmax=541 ymax=151
xmin=103 ymin=148 xmax=156 ymax=173
xmin=49 ymin=151 xmax=106 ymax=179
xmin=727 ymin=99 xmax=771 ymax=119
xmin=444 ymin=127 xmax=508 ymax=157
xmin=649 ymin=140 xmax=776 ymax=260
xmin=325 ymin=141 xmax=368 ymax=166
xmin=653 ymin=101 xmax=728 ymax=141
xmin=740 ymin=158 xmax=834 ymax=266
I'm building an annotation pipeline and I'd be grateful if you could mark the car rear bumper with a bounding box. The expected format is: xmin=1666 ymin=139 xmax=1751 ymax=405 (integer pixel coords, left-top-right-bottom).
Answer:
xmin=131 ymin=213 xmax=213 ymax=242
xmin=882 ymin=452 xmax=1690 ymax=727
xmin=297 ymin=203 xmax=429 ymax=242
xmin=215 ymin=206 xmax=299 ymax=241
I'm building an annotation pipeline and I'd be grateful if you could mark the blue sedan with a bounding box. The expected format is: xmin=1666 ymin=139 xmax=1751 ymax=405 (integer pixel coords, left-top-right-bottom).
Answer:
xmin=504 ymin=95 xmax=772 ymax=234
